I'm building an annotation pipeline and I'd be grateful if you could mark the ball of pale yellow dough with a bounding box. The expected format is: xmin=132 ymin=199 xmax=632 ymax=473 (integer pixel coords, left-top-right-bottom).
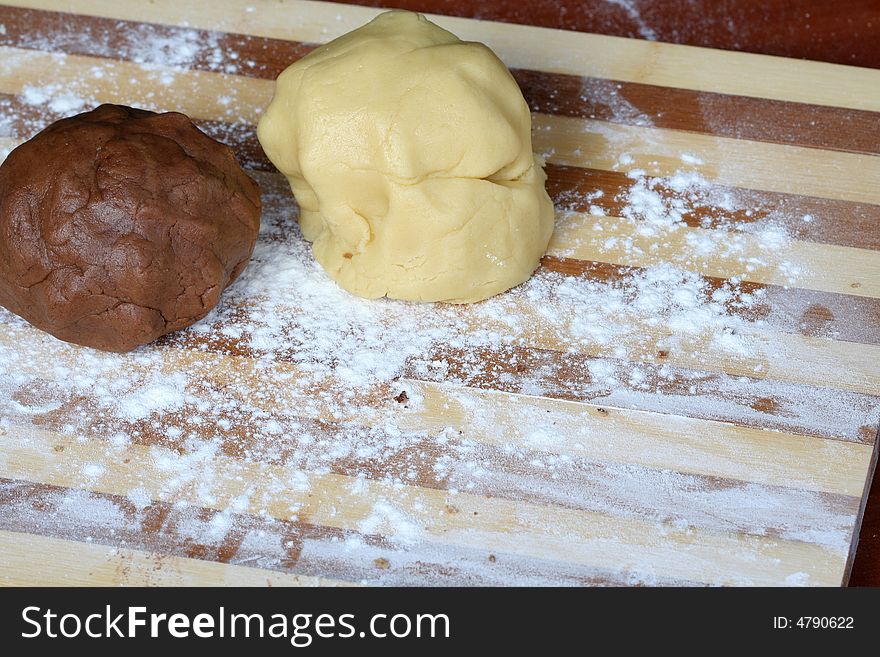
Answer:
xmin=257 ymin=10 xmax=555 ymax=303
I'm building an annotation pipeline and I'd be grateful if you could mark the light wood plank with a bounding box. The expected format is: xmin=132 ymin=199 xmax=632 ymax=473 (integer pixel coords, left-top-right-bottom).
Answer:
xmin=0 ymin=46 xmax=270 ymax=123
xmin=0 ymin=425 xmax=849 ymax=585
xmin=550 ymin=212 xmax=880 ymax=299
xmin=400 ymin=380 xmax=873 ymax=497
xmin=0 ymin=530 xmax=352 ymax=586
xmin=7 ymin=0 xmax=880 ymax=112
xmin=535 ymin=114 xmax=880 ymax=206
xmin=455 ymin=305 xmax=880 ymax=399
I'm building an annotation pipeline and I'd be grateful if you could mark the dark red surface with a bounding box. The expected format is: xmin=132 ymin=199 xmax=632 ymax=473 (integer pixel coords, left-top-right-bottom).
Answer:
xmin=337 ymin=0 xmax=880 ymax=586
xmin=854 ymin=445 xmax=880 ymax=586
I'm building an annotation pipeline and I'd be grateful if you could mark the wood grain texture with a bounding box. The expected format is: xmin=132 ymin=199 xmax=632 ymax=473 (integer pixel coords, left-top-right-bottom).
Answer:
xmin=0 ymin=480 xmax=699 ymax=586
xmin=0 ymin=0 xmax=877 ymax=587
xmin=0 ymin=530 xmax=353 ymax=586
xmin=546 ymin=166 xmax=880 ymax=252
xmin=0 ymin=425 xmax=855 ymax=585
xmin=551 ymin=212 xmax=880 ymax=298
xmin=540 ymin=256 xmax=880 ymax=347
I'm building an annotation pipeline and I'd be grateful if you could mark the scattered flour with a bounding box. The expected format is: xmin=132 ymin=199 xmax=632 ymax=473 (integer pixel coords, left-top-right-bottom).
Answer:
xmin=116 ymin=372 xmax=189 ymax=421
xmin=784 ymin=572 xmax=811 ymax=586
xmin=603 ymin=0 xmax=659 ymax=40
xmin=56 ymin=488 xmax=126 ymax=531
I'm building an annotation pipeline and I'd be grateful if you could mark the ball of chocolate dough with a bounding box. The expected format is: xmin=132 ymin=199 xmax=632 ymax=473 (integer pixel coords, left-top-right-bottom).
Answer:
xmin=0 ymin=104 xmax=261 ymax=352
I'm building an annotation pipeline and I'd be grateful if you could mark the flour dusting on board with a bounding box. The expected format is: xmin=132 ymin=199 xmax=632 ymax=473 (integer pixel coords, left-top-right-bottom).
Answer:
xmin=0 ymin=16 xmax=875 ymax=586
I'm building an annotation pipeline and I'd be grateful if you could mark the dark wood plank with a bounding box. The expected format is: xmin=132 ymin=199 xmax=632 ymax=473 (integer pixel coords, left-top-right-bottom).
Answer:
xmin=3 ymin=382 xmax=862 ymax=552
xmin=515 ymin=69 xmax=880 ymax=155
xmin=405 ymin=340 xmax=880 ymax=445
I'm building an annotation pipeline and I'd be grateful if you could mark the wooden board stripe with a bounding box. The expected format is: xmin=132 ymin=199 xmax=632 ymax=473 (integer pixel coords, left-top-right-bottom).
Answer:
xmin=0 ymin=479 xmax=382 ymax=577
xmin=0 ymin=477 xmax=850 ymax=586
xmin=3 ymin=335 xmax=873 ymax=495
xmin=551 ymin=212 xmax=880 ymax=299
xmin=2 ymin=386 xmax=863 ymax=548
xmin=1 ymin=478 xmax=625 ymax=586
xmin=0 ymin=425 xmax=853 ymax=585
xmin=0 ymin=4 xmax=319 ymax=82
xmin=3 ymin=5 xmax=879 ymax=155
xmin=515 ymin=69 xmax=880 ymax=156
xmin=0 ymin=46 xmax=270 ymax=125
xmin=537 ymin=114 xmax=880 ymax=206
xmin=406 ymin=344 xmax=880 ymax=445
xmin=155 ymin=326 xmax=880 ymax=445
xmin=509 ymin=323 xmax=880 ymax=398
xmin=7 ymin=0 xmax=880 ymax=113
xmin=0 ymin=487 xmax=670 ymax=588
xmin=0 ymin=529 xmax=351 ymax=586
xmin=358 ymin=0 xmax=880 ymax=71
xmin=211 ymin=268 xmax=870 ymax=396
xmin=546 ymin=166 xmax=880 ymax=252
xmin=541 ymin=257 xmax=880 ymax=347
xmin=150 ymin=313 xmax=879 ymax=445
xmin=398 ymin=381 xmax=873 ymax=497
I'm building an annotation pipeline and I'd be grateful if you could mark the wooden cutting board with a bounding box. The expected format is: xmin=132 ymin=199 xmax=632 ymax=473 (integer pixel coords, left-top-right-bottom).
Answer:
xmin=0 ymin=0 xmax=878 ymax=587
